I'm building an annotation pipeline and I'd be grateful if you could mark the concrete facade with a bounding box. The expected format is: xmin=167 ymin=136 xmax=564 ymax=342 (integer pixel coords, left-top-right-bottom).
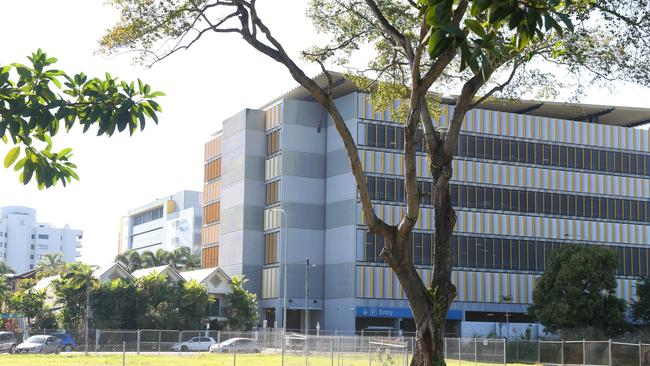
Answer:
xmin=118 ymin=190 xmax=203 ymax=254
xmin=0 ymin=206 xmax=82 ymax=273
xmin=203 ymin=74 xmax=650 ymax=333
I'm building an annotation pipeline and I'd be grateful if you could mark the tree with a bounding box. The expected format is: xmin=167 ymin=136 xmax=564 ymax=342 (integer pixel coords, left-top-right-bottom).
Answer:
xmin=223 ymin=276 xmax=258 ymax=331
xmin=116 ymin=247 xmax=202 ymax=272
xmin=134 ymin=272 xmax=182 ymax=329
xmin=115 ymin=250 xmax=143 ymax=272
xmin=632 ymin=277 xmax=650 ymax=324
xmin=52 ymin=263 xmax=99 ymax=330
xmin=529 ymin=245 xmax=627 ymax=336
xmin=178 ymin=280 xmax=213 ymax=329
xmin=0 ymin=260 xmax=14 ymax=274
xmin=0 ymin=275 xmax=11 ymax=311
xmin=101 ymin=1 xmax=650 ymax=363
xmin=36 ymin=253 xmax=65 ymax=278
xmin=9 ymin=287 xmax=48 ymax=328
xmin=91 ymin=278 xmax=137 ymax=329
xmin=1 ymin=49 xmax=163 ymax=189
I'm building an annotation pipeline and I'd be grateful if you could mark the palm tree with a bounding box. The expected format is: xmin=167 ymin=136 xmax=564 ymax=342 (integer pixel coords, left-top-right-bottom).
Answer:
xmin=0 ymin=260 xmax=15 ymax=274
xmin=141 ymin=249 xmax=169 ymax=268
xmin=115 ymin=250 xmax=143 ymax=272
xmin=56 ymin=263 xmax=99 ymax=334
xmin=34 ymin=253 xmax=66 ymax=278
xmin=167 ymin=247 xmax=201 ymax=270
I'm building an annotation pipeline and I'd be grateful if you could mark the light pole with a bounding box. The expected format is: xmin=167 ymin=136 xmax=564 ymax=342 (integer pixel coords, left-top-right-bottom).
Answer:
xmin=304 ymin=257 xmax=316 ymax=335
xmin=270 ymin=207 xmax=288 ymax=334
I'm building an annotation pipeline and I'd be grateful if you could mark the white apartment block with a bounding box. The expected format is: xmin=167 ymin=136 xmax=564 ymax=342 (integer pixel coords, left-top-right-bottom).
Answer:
xmin=118 ymin=190 xmax=203 ymax=254
xmin=0 ymin=206 xmax=82 ymax=273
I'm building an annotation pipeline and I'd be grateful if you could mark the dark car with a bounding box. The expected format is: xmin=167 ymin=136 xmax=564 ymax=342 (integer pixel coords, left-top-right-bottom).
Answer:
xmin=51 ymin=333 xmax=76 ymax=352
xmin=0 ymin=331 xmax=17 ymax=354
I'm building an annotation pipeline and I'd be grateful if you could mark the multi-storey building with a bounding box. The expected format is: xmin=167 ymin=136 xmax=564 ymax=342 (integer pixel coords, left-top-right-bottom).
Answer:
xmin=202 ymin=73 xmax=650 ymax=333
xmin=0 ymin=206 xmax=82 ymax=273
xmin=117 ymin=191 xmax=203 ymax=254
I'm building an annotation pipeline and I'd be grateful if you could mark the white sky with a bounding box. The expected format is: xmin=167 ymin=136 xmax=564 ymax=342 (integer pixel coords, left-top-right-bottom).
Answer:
xmin=1 ymin=0 xmax=649 ymax=266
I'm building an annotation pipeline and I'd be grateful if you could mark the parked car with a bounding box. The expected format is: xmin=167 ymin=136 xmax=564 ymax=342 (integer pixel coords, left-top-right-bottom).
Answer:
xmin=171 ymin=336 xmax=216 ymax=352
xmin=15 ymin=335 xmax=61 ymax=354
xmin=0 ymin=331 xmax=17 ymax=354
xmin=209 ymin=338 xmax=261 ymax=353
xmin=51 ymin=332 xmax=76 ymax=352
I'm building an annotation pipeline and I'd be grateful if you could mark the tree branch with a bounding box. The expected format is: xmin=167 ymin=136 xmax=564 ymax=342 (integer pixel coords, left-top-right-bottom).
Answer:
xmin=363 ymin=0 xmax=415 ymax=64
xmin=468 ymin=60 xmax=522 ymax=109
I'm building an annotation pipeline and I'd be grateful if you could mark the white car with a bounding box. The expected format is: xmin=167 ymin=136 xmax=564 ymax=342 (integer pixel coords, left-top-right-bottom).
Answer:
xmin=171 ymin=336 xmax=216 ymax=352
xmin=16 ymin=335 xmax=61 ymax=354
xmin=209 ymin=338 xmax=262 ymax=353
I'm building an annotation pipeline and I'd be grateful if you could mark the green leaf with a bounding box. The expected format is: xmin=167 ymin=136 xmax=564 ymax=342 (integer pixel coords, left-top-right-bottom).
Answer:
xmin=4 ymin=146 xmax=20 ymax=168
xmin=555 ymin=13 xmax=573 ymax=32
xmin=464 ymin=19 xmax=486 ymax=38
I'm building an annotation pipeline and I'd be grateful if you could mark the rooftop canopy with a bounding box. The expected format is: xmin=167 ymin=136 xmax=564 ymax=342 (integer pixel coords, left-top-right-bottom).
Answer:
xmin=262 ymin=72 xmax=650 ymax=128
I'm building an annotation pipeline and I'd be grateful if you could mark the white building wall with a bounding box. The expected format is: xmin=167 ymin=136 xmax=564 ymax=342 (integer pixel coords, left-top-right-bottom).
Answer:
xmin=0 ymin=206 xmax=82 ymax=273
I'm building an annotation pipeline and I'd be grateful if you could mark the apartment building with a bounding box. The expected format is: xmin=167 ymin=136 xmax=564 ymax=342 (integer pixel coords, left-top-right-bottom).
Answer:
xmin=0 ymin=206 xmax=82 ymax=273
xmin=117 ymin=191 xmax=203 ymax=254
xmin=202 ymin=73 xmax=650 ymax=333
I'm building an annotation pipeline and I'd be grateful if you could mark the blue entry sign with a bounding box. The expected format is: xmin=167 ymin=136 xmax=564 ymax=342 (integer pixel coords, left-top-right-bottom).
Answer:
xmin=356 ymin=307 xmax=462 ymax=320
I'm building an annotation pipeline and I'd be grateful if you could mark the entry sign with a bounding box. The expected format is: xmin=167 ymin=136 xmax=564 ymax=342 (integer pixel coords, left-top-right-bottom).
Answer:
xmin=356 ymin=307 xmax=462 ymax=320
xmin=356 ymin=307 xmax=412 ymax=318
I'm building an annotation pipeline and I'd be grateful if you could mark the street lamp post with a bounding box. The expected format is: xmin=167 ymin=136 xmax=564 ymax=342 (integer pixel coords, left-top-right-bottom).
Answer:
xmin=270 ymin=207 xmax=288 ymax=334
xmin=304 ymin=257 xmax=316 ymax=335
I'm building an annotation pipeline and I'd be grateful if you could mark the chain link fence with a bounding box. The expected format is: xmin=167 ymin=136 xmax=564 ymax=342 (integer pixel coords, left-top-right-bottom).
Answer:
xmin=11 ymin=328 xmax=650 ymax=365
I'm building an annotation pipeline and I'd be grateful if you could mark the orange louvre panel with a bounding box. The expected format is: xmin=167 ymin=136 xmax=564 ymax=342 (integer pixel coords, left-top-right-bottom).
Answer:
xmin=202 ymin=246 xmax=219 ymax=268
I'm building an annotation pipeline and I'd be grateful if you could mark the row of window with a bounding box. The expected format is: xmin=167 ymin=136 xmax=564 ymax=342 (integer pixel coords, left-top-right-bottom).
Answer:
xmin=267 ymin=130 xmax=281 ymax=156
xmin=264 ymin=232 xmax=279 ymax=264
xmin=204 ymin=202 xmax=220 ymax=224
xmin=266 ymin=180 xmax=280 ymax=206
xmin=362 ymin=231 xmax=649 ymax=277
xmin=361 ymin=123 xmax=650 ymax=177
xmin=133 ymin=207 xmax=164 ymax=226
xmin=204 ymin=158 xmax=222 ymax=183
xmin=366 ymin=175 xmax=650 ymax=223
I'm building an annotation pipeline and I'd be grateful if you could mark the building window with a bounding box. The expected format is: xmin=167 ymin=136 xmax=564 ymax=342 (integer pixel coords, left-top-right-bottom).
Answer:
xmin=266 ymin=130 xmax=281 ymax=155
xmin=133 ymin=206 xmax=164 ymax=226
xmin=30 ymin=255 xmax=34 ymax=259
xmin=266 ymin=180 xmax=280 ymax=205
xmin=171 ymin=237 xmax=180 ymax=246
xmin=37 ymin=244 xmax=48 ymax=250
xmin=367 ymin=175 xmax=650 ymax=224
xmin=361 ymin=123 xmax=650 ymax=177
xmin=265 ymin=232 xmax=279 ymax=264
xmin=38 ymin=234 xmax=49 ymax=239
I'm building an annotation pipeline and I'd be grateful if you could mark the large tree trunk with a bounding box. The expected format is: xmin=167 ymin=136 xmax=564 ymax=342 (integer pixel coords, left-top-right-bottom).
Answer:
xmin=386 ymin=159 xmax=456 ymax=366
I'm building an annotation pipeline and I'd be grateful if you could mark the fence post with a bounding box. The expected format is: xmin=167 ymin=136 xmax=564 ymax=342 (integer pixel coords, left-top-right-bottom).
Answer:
xmin=608 ymin=339 xmax=612 ymax=366
xmin=503 ymin=339 xmax=506 ymax=366
xmin=331 ymin=338 xmax=334 ymax=366
xmin=582 ymin=339 xmax=586 ymax=366
xmin=459 ymin=337 xmax=462 ymax=365
xmin=444 ymin=337 xmax=447 ymax=360
xmin=122 ymin=341 xmax=126 ymax=366
xmin=233 ymin=339 xmax=237 ymax=366
xmin=537 ymin=339 xmax=541 ymax=365
xmin=158 ymin=330 xmax=161 ymax=355
xmin=368 ymin=339 xmax=372 ymax=366
xmin=281 ymin=332 xmax=285 ymax=366
xmin=640 ymin=341 xmax=643 ymax=366
xmin=136 ymin=330 xmax=140 ymax=355
xmin=178 ymin=331 xmax=182 ymax=356
xmin=561 ymin=339 xmax=564 ymax=366
xmin=474 ymin=337 xmax=477 ymax=365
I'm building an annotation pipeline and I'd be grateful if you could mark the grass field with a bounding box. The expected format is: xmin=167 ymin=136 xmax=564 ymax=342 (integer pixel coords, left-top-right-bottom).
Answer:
xmin=0 ymin=353 xmax=538 ymax=366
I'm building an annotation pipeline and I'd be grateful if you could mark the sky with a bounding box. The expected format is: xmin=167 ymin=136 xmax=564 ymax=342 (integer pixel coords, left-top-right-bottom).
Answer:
xmin=1 ymin=0 xmax=649 ymax=266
